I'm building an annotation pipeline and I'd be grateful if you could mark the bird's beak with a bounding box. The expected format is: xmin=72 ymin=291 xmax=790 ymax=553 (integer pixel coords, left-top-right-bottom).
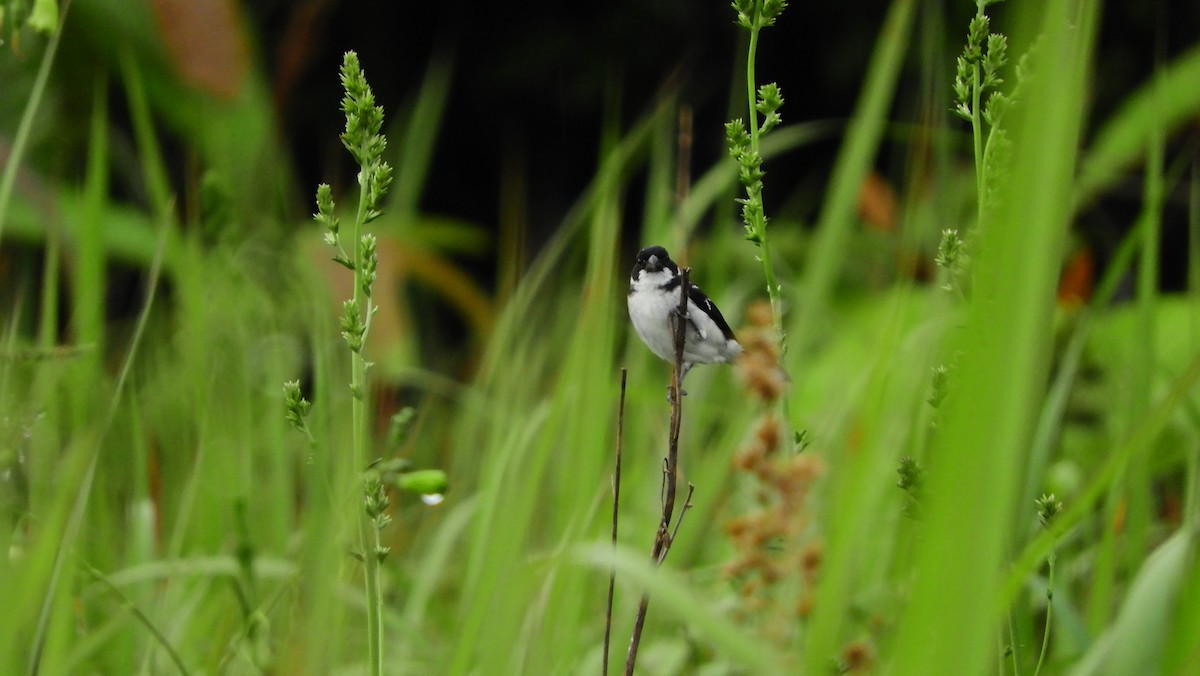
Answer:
xmin=648 ymin=255 xmax=659 ymax=269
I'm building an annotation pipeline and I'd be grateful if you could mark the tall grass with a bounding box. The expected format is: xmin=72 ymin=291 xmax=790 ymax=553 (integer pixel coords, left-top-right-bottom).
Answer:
xmin=2 ymin=0 xmax=1200 ymax=674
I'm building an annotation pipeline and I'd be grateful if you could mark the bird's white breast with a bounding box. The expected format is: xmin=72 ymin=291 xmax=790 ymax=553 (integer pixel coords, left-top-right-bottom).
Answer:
xmin=628 ymin=270 xmax=742 ymax=366
xmin=628 ymin=270 xmax=680 ymax=363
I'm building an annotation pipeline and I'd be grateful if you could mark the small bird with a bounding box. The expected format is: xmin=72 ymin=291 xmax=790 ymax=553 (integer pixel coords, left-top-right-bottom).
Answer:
xmin=627 ymin=245 xmax=742 ymax=384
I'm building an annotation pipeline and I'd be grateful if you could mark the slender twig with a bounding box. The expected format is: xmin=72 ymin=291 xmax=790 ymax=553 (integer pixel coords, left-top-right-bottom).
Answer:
xmin=625 ymin=269 xmax=690 ymax=676
xmin=662 ymin=267 xmax=689 ymax=547
xmin=661 ymin=483 xmax=696 ymax=565
xmin=659 ymin=458 xmax=669 ymax=508
xmin=603 ymin=369 xmax=629 ymax=676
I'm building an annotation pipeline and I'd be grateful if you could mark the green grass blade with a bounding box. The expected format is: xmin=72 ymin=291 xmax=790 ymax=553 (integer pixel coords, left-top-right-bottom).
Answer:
xmin=390 ymin=52 xmax=455 ymax=214
xmin=0 ymin=0 xmax=70 ymax=245
xmin=82 ymin=563 xmax=191 ymax=676
xmin=798 ymin=0 xmax=916 ymax=337
xmin=76 ymin=69 xmax=110 ymax=359
xmin=1075 ymin=43 xmax=1200 ymax=209
xmin=889 ymin=2 xmax=1100 ymax=672
xmin=1002 ymin=348 xmax=1200 ymax=610
xmin=1069 ymin=529 xmax=1196 ymax=675
xmin=27 ymin=212 xmax=171 ymax=673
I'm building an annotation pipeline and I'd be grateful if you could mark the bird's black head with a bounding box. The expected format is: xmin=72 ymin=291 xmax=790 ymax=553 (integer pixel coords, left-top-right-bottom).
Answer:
xmin=632 ymin=245 xmax=677 ymax=278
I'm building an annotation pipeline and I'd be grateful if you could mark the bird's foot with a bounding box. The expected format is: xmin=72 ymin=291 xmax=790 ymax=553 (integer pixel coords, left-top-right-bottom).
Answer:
xmin=666 ymin=386 xmax=689 ymax=405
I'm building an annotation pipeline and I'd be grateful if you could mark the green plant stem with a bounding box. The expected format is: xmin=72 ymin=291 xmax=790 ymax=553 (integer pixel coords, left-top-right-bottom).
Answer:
xmin=970 ymin=0 xmax=988 ymax=227
xmin=741 ymin=13 xmax=791 ymax=448
xmin=971 ymin=59 xmax=985 ymax=225
xmin=1033 ymin=552 xmax=1056 ymax=676
xmin=756 ymin=234 xmax=783 ymax=339
xmin=363 ymin=513 xmax=384 ymax=672
xmin=744 ymin=22 xmax=785 ymax=343
xmin=351 ymin=165 xmax=383 ymax=676
xmin=745 ymin=28 xmax=760 ymax=142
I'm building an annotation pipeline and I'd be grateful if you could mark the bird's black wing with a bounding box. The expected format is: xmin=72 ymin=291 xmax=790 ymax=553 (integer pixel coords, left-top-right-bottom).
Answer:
xmin=657 ymin=273 xmax=737 ymax=341
xmin=687 ymin=283 xmax=737 ymax=341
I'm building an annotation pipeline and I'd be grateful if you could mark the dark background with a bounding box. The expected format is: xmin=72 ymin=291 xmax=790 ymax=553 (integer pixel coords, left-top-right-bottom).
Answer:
xmin=5 ymin=0 xmax=1199 ymax=333
xmin=248 ymin=0 xmax=1200 ymax=289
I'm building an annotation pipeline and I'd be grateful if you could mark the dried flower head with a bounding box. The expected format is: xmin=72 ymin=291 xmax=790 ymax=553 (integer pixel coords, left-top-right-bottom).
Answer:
xmin=736 ymin=302 xmax=787 ymax=402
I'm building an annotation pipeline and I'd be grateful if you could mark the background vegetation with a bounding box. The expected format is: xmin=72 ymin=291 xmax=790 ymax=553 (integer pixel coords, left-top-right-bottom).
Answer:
xmin=2 ymin=0 xmax=1200 ymax=673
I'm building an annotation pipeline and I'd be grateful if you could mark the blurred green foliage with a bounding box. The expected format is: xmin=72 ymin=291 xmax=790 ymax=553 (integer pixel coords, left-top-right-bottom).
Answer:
xmin=1 ymin=0 xmax=1200 ymax=674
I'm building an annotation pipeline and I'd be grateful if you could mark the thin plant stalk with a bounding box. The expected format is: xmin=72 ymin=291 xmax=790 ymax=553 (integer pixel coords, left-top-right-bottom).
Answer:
xmin=952 ymin=1 xmax=1015 ymax=232
xmin=624 ymin=268 xmax=691 ymax=676
xmin=663 ymin=484 xmax=695 ymax=563
xmin=603 ymin=369 xmax=628 ymax=676
xmin=970 ymin=51 xmax=985 ymax=227
xmin=742 ymin=23 xmax=784 ymax=340
xmin=728 ymin=0 xmax=791 ymax=445
xmin=301 ymin=52 xmax=394 ymax=676
xmin=1032 ymin=552 xmax=1055 ymax=676
xmin=730 ymin=0 xmax=787 ymax=342
xmin=350 ymin=132 xmax=384 ymax=676
xmin=1032 ymin=494 xmax=1062 ymax=676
